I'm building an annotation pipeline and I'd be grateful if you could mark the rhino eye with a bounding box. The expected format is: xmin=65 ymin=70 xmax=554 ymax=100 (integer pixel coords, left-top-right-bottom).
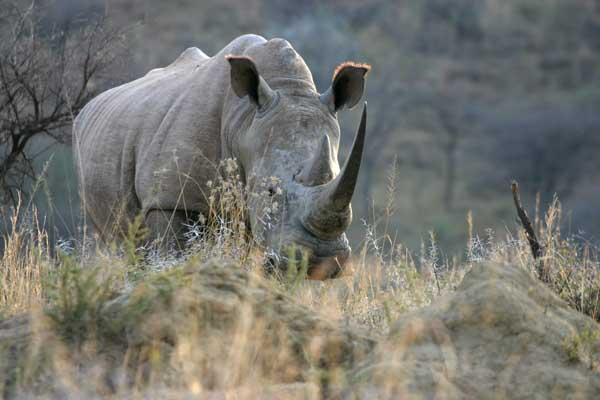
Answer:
xmin=292 ymin=167 xmax=302 ymax=181
xmin=267 ymin=187 xmax=276 ymax=197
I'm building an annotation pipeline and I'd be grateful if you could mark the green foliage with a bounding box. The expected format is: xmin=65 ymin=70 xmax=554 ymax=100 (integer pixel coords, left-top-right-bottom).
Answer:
xmin=121 ymin=268 xmax=186 ymax=326
xmin=44 ymin=253 xmax=117 ymax=342
xmin=282 ymin=245 xmax=310 ymax=292
xmin=124 ymin=214 xmax=149 ymax=267
xmin=561 ymin=328 xmax=600 ymax=369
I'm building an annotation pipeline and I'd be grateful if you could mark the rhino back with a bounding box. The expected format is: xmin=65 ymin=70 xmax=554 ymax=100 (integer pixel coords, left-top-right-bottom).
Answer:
xmin=74 ymin=35 xmax=267 ymax=235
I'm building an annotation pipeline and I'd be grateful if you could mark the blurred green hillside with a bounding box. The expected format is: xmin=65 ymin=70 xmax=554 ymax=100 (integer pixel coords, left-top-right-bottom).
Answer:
xmin=14 ymin=0 xmax=600 ymax=253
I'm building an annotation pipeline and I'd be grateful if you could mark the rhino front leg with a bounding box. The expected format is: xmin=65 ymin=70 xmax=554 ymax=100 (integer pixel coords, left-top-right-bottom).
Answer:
xmin=144 ymin=209 xmax=191 ymax=250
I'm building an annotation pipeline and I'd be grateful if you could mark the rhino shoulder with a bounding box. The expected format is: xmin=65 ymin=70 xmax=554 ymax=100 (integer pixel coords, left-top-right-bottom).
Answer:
xmin=145 ymin=47 xmax=209 ymax=77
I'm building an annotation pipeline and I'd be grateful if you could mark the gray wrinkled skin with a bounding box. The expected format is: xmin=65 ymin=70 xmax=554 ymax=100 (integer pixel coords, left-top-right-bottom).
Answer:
xmin=74 ymin=34 xmax=369 ymax=279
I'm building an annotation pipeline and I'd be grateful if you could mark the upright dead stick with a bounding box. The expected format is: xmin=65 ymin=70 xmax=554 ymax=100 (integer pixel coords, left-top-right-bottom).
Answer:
xmin=511 ymin=181 xmax=543 ymax=258
xmin=511 ymin=181 xmax=546 ymax=279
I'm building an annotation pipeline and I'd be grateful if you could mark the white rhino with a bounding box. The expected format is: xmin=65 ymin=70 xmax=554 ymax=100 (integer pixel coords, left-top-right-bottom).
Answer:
xmin=73 ymin=34 xmax=369 ymax=279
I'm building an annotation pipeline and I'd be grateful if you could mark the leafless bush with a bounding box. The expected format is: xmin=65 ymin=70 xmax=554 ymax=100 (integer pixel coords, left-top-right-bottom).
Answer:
xmin=0 ymin=1 xmax=125 ymax=204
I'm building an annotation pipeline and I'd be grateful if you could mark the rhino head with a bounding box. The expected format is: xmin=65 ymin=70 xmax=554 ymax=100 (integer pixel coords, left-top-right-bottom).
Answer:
xmin=226 ymin=55 xmax=369 ymax=279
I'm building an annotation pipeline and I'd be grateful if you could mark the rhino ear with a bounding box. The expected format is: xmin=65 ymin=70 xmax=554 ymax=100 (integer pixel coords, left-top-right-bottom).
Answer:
xmin=226 ymin=55 xmax=275 ymax=110
xmin=321 ymin=62 xmax=370 ymax=113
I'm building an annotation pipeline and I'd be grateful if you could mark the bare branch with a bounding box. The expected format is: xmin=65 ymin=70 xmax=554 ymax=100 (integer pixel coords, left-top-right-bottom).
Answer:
xmin=0 ymin=1 xmax=125 ymax=204
xmin=511 ymin=180 xmax=543 ymax=258
xmin=511 ymin=180 xmax=547 ymax=281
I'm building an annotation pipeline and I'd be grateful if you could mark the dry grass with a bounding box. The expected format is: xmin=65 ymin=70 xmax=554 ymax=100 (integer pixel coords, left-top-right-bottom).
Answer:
xmin=533 ymin=197 xmax=600 ymax=321
xmin=465 ymin=195 xmax=600 ymax=322
xmin=0 ymin=170 xmax=599 ymax=397
xmin=0 ymin=199 xmax=49 ymax=318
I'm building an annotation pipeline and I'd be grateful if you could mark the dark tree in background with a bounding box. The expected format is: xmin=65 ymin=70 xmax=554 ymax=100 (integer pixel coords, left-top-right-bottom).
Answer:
xmin=0 ymin=1 xmax=124 ymax=205
xmin=486 ymin=103 xmax=600 ymax=203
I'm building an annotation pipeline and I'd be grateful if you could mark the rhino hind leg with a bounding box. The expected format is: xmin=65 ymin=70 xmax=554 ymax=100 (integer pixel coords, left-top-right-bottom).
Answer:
xmin=144 ymin=209 xmax=193 ymax=251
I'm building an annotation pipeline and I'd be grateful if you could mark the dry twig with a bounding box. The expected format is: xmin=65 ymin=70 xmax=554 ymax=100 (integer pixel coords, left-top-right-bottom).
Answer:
xmin=511 ymin=180 xmax=546 ymax=279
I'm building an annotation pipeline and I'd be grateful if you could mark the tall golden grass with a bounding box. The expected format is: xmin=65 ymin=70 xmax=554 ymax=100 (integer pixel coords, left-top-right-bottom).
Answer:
xmin=0 ymin=165 xmax=598 ymax=398
xmin=0 ymin=199 xmax=48 ymax=318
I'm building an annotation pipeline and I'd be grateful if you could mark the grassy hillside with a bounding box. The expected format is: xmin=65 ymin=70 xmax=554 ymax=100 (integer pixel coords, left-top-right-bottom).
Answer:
xmin=1 ymin=196 xmax=599 ymax=398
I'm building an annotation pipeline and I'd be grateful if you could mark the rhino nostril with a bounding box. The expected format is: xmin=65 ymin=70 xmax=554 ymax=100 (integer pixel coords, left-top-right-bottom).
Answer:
xmin=264 ymin=254 xmax=279 ymax=274
xmin=293 ymin=167 xmax=303 ymax=183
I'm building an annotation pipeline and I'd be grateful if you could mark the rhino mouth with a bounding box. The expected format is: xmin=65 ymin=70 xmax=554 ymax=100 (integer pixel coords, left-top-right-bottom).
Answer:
xmin=264 ymin=243 xmax=351 ymax=280
xmin=306 ymin=249 xmax=350 ymax=279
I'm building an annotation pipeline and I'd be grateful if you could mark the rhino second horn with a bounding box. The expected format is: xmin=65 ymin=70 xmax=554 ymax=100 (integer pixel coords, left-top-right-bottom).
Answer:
xmin=299 ymin=135 xmax=336 ymax=186
xmin=302 ymin=102 xmax=367 ymax=238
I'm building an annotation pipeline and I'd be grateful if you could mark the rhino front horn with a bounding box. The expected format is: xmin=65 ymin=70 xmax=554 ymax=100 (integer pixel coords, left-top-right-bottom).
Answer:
xmin=302 ymin=102 xmax=367 ymax=239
